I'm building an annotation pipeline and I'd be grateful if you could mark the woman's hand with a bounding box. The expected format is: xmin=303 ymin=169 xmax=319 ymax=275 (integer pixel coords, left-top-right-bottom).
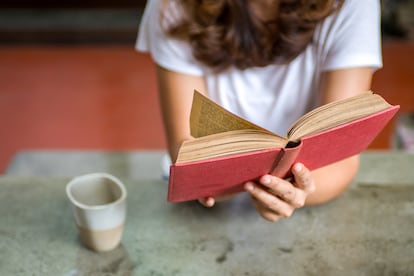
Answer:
xmin=197 ymin=163 xmax=316 ymax=222
xmin=244 ymin=163 xmax=316 ymax=222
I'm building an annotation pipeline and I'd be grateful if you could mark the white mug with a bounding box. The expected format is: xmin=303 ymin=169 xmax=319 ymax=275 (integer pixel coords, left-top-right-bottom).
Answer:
xmin=66 ymin=173 xmax=127 ymax=252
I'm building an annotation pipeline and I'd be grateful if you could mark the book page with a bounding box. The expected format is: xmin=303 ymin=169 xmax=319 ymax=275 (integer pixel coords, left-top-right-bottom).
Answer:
xmin=177 ymin=129 xmax=287 ymax=163
xmin=287 ymin=92 xmax=393 ymax=141
xmin=190 ymin=91 xmax=271 ymax=138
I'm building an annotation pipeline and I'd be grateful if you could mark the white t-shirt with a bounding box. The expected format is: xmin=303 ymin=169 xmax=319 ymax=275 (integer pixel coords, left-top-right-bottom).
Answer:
xmin=136 ymin=0 xmax=382 ymax=135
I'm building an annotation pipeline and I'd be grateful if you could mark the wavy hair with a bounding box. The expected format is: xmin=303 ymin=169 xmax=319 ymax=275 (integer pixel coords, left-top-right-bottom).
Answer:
xmin=162 ymin=0 xmax=344 ymax=72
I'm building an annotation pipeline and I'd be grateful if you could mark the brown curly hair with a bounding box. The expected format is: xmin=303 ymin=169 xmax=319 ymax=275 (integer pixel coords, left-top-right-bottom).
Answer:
xmin=162 ymin=0 xmax=344 ymax=72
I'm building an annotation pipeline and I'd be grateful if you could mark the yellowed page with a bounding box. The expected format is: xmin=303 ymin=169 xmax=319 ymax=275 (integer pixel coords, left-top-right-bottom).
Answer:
xmin=190 ymin=90 xmax=271 ymax=138
xmin=287 ymin=92 xmax=392 ymax=141
xmin=177 ymin=129 xmax=287 ymax=163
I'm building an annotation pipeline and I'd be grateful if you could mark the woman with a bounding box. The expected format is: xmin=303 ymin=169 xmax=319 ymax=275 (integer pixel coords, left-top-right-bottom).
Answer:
xmin=136 ymin=0 xmax=382 ymax=221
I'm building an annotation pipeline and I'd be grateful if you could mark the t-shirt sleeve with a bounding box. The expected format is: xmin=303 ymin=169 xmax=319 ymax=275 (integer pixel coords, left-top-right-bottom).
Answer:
xmin=135 ymin=0 xmax=204 ymax=76
xmin=318 ymin=0 xmax=383 ymax=71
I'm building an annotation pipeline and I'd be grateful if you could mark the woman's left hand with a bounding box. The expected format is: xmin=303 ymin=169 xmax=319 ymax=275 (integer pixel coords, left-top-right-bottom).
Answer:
xmin=244 ymin=163 xmax=316 ymax=222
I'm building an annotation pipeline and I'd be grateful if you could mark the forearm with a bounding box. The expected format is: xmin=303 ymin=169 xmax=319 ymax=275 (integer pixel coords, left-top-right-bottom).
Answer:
xmin=305 ymin=67 xmax=372 ymax=205
xmin=156 ymin=65 xmax=207 ymax=161
xmin=305 ymin=155 xmax=359 ymax=205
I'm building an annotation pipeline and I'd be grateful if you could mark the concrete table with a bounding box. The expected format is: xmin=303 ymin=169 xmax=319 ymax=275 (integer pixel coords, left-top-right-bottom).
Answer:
xmin=5 ymin=150 xmax=167 ymax=180
xmin=1 ymin=152 xmax=414 ymax=275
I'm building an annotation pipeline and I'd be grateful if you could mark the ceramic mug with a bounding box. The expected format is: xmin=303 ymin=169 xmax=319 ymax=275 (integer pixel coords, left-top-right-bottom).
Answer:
xmin=66 ymin=173 xmax=127 ymax=252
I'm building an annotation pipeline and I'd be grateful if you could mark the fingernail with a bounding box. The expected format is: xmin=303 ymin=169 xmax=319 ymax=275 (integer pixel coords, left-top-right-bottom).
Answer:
xmin=261 ymin=175 xmax=271 ymax=184
xmin=294 ymin=163 xmax=303 ymax=172
xmin=207 ymin=198 xmax=215 ymax=207
xmin=245 ymin=182 xmax=254 ymax=191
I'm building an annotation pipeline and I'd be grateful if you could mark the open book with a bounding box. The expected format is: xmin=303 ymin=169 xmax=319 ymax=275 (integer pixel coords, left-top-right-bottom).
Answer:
xmin=168 ymin=90 xmax=399 ymax=202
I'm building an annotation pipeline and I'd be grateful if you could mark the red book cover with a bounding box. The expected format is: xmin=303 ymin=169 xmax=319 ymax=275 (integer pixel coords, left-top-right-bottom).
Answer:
xmin=168 ymin=105 xmax=399 ymax=202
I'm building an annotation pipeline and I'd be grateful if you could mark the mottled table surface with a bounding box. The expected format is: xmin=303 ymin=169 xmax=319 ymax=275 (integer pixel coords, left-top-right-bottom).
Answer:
xmin=1 ymin=151 xmax=413 ymax=275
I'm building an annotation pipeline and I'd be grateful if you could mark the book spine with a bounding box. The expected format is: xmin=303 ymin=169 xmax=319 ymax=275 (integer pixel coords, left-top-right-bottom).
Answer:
xmin=270 ymin=143 xmax=303 ymax=178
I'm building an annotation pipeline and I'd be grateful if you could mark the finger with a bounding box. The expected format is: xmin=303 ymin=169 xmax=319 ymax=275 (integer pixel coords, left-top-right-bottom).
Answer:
xmin=251 ymin=198 xmax=283 ymax=222
xmin=258 ymin=175 xmax=305 ymax=208
xmin=198 ymin=197 xmax=215 ymax=207
xmin=245 ymin=182 xmax=295 ymax=218
xmin=292 ymin=163 xmax=316 ymax=194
